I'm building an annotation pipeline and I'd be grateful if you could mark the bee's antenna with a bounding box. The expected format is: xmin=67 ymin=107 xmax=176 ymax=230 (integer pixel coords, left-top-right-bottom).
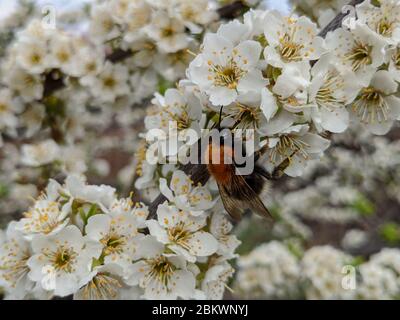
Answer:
xmin=217 ymin=106 xmax=223 ymax=130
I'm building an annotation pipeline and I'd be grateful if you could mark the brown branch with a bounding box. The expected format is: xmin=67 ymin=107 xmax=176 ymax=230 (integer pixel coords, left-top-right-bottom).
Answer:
xmin=106 ymin=48 xmax=133 ymax=63
xmin=217 ymin=1 xmax=248 ymax=20
xmin=318 ymin=0 xmax=364 ymax=37
xmin=43 ymin=70 xmax=64 ymax=97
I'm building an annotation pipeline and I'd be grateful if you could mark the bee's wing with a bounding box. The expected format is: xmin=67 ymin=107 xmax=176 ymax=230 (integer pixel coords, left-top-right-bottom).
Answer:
xmin=218 ymin=185 xmax=244 ymax=222
xmin=247 ymin=191 xmax=274 ymax=221
xmin=218 ymin=174 xmax=273 ymax=221
xmin=237 ymin=174 xmax=273 ymax=221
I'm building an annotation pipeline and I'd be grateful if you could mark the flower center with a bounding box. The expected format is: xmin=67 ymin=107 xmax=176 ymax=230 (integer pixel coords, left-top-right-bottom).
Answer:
xmin=147 ymin=256 xmax=175 ymax=286
xmin=102 ymin=18 xmax=114 ymax=32
xmin=164 ymin=107 xmax=191 ymax=130
xmin=210 ymin=59 xmax=244 ymax=89
xmin=30 ymin=53 xmax=42 ymax=65
xmin=345 ymin=41 xmax=372 ymax=71
xmin=101 ymin=233 xmax=126 ymax=255
xmin=57 ymin=51 xmax=70 ymax=63
xmin=279 ymin=33 xmax=304 ymax=62
xmin=181 ymin=6 xmax=195 ymax=20
xmin=269 ymin=135 xmax=311 ymax=164
xmin=231 ymin=103 xmax=260 ymax=128
xmin=376 ymin=17 xmax=394 ymax=37
xmin=352 ymin=87 xmax=389 ymax=123
xmin=161 ymin=27 xmax=174 ymax=38
xmin=50 ymin=247 xmax=77 ymax=272
xmin=103 ymin=76 xmax=116 ymax=88
xmin=169 ymin=49 xmax=191 ymax=64
xmin=24 ymin=74 xmax=37 ymax=87
xmin=86 ymin=62 xmax=97 ymax=73
xmin=81 ymin=273 xmax=122 ymax=299
xmin=0 ymin=103 xmax=8 ymax=113
xmin=167 ymin=222 xmax=191 ymax=249
xmin=316 ymin=73 xmax=345 ymax=111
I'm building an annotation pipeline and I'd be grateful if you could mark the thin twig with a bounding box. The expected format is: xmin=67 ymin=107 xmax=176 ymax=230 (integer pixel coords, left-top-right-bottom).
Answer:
xmin=318 ymin=0 xmax=364 ymax=37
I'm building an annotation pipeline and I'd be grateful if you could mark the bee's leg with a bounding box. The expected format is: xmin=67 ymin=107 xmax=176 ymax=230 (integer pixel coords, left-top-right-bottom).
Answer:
xmin=270 ymin=157 xmax=291 ymax=180
xmin=256 ymin=154 xmax=293 ymax=181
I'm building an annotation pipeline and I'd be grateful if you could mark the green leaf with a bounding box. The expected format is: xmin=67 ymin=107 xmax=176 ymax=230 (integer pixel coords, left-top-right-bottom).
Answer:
xmin=86 ymin=204 xmax=101 ymax=221
xmin=157 ymin=77 xmax=174 ymax=95
xmin=79 ymin=207 xmax=87 ymax=225
xmin=44 ymin=95 xmax=66 ymax=117
xmin=91 ymin=257 xmax=103 ymax=269
xmin=350 ymin=256 xmax=365 ymax=267
xmin=350 ymin=194 xmax=375 ymax=216
xmin=285 ymin=238 xmax=304 ymax=259
xmin=272 ymin=67 xmax=282 ymax=82
xmin=371 ymin=0 xmax=381 ymax=7
xmin=0 ymin=183 xmax=9 ymax=199
xmin=380 ymin=222 xmax=400 ymax=244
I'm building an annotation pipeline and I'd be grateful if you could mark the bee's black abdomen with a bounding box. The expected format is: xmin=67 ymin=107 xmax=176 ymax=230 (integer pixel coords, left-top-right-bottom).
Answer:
xmin=244 ymin=170 xmax=265 ymax=195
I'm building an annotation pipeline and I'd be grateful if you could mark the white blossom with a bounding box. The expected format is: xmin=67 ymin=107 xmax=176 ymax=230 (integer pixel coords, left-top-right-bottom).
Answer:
xmin=146 ymin=203 xmax=218 ymax=262
xmin=188 ymin=23 xmax=267 ymax=106
xmin=15 ymin=180 xmax=69 ymax=239
xmin=0 ymin=222 xmax=34 ymax=299
xmin=355 ymin=0 xmax=400 ymax=45
xmin=201 ymin=262 xmax=234 ymax=300
xmin=326 ymin=24 xmax=387 ymax=85
xmin=127 ymin=235 xmax=197 ymax=299
xmin=145 ymin=12 xmax=189 ymax=53
xmin=349 ymin=70 xmax=400 ymax=135
xmin=260 ymin=124 xmax=330 ymax=177
xmin=263 ymin=12 xmax=325 ymax=67
xmin=27 ymin=225 xmax=102 ymax=297
xmin=20 ymin=139 xmax=60 ymax=167
xmin=85 ymin=213 xmax=143 ymax=277
xmin=159 ymin=170 xmax=214 ymax=216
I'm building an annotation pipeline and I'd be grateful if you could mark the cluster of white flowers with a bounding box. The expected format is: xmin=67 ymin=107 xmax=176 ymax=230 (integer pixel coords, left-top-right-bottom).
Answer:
xmin=139 ymin=1 xmax=400 ymax=186
xmin=356 ymin=248 xmax=400 ymax=299
xmin=301 ymin=245 xmax=354 ymax=299
xmin=89 ymin=0 xmax=217 ymax=82
xmin=0 ymin=172 xmax=239 ymax=300
xmin=0 ymin=18 xmax=101 ymax=145
xmin=234 ymin=241 xmax=301 ymax=299
xmin=230 ymin=121 xmax=393 ymax=246
xmin=234 ymin=243 xmax=400 ymax=299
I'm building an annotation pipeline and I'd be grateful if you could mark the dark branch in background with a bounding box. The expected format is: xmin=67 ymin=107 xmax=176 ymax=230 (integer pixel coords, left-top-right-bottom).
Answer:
xmin=318 ymin=0 xmax=364 ymax=37
xmin=217 ymin=1 xmax=248 ymax=20
xmin=43 ymin=70 xmax=64 ymax=97
xmin=107 ymin=48 xmax=133 ymax=63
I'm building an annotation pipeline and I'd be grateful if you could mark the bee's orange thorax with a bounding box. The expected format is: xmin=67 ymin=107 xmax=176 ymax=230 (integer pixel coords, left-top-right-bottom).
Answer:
xmin=205 ymin=143 xmax=234 ymax=184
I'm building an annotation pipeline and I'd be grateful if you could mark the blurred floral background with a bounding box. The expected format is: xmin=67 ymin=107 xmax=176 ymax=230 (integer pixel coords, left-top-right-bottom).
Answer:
xmin=0 ymin=0 xmax=400 ymax=300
